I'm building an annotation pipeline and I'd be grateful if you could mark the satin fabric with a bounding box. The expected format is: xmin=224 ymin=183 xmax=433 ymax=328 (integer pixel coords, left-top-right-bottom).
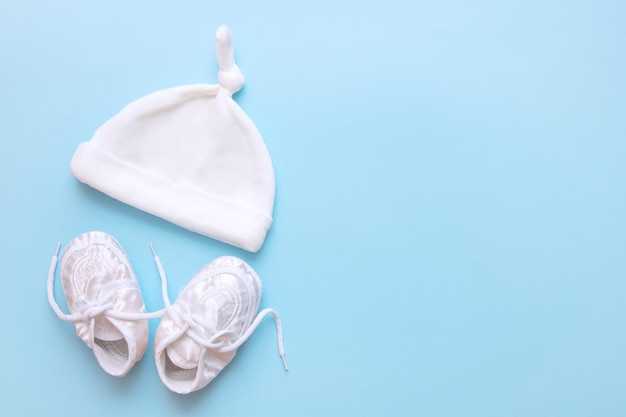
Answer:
xmin=59 ymin=231 xmax=149 ymax=376
xmin=154 ymin=256 xmax=262 ymax=394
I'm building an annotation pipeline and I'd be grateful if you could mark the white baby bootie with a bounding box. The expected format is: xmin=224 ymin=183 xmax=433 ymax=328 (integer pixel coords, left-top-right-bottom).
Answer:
xmin=47 ymin=231 xmax=162 ymax=376
xmin=151 ymin=250 xmax=287 ymax=394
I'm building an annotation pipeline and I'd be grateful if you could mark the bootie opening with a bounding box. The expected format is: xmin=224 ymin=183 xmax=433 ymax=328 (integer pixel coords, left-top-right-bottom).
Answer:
xmin=93 ymin=337 xmax=133 ymax=377
xmin=157 ymin=349 xmax=199 ymax=394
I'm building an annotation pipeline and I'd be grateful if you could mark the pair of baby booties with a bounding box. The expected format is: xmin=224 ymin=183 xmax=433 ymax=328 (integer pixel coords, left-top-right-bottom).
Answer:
xmin=47 ymin=231 xmax=287 ymax=394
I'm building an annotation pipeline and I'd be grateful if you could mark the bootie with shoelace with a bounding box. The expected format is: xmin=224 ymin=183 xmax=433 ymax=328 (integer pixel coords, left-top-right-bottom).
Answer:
xmin=151 ymin=253 xmax=287 ymax=394
xmin=47 ymin=231 xmax=162 ymax=376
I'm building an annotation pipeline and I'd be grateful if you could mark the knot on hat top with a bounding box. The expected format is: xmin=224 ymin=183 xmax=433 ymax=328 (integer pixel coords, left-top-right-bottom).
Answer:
xmin=216 ymin=25 xmax=245 ymax=94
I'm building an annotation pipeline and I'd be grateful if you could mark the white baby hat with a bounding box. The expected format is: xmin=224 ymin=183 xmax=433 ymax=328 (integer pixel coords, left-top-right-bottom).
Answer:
xmin=70 ymin=25 xmax=275 ymax=253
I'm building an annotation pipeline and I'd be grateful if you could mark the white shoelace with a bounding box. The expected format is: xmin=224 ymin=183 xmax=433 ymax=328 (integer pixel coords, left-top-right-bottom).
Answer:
xmin=47 ymin=243 xmax=165 ymax=342
xmin=47 ymin=242 xmax=288 ymax=371
xmin=150 ymin=245 xmax=288 ymax=371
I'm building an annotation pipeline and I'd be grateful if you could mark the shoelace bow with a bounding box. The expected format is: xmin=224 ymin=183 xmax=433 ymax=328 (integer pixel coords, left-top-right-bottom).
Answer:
xmin=150 ymin=244 xmax=288 ymax=370
xmin=47 ymin=242 xmax=288 ymax=370
xmin=47 ymin=243 xmax=165 ymax=346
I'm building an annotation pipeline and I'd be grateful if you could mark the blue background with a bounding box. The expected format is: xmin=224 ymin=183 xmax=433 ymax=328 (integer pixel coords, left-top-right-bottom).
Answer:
xmin=1 ymin=1 xmax=625 ymax=415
